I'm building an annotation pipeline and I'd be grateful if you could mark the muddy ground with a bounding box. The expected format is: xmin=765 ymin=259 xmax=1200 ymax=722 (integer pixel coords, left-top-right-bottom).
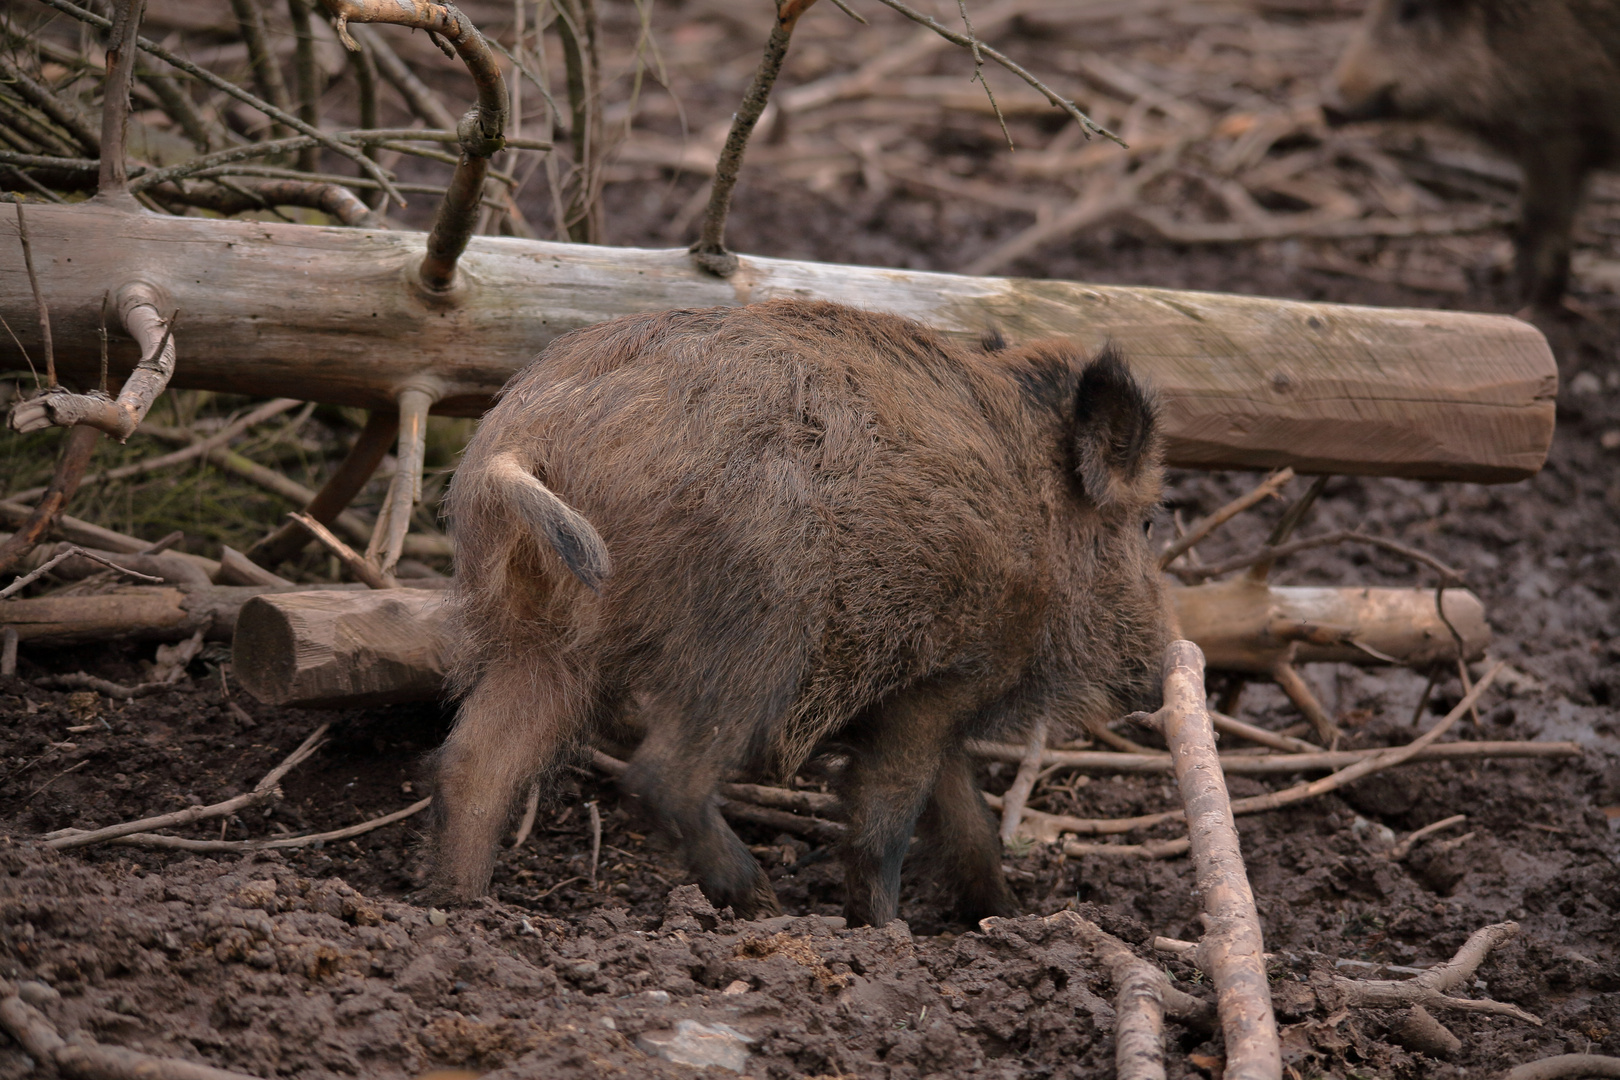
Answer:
xmin=6 ymin=1 xmax=1620 ymax=1078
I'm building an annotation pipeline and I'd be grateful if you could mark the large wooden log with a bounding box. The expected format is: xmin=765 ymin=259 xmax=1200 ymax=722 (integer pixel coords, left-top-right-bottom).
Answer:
xmin=233 ymin=582 xmax=1491 ymax=709
xmin=0 ymin=202 xmax=1555 ymax=482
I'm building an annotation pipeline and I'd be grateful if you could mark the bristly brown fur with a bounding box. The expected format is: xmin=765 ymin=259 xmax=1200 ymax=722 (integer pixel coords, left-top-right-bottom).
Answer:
xmin=434 ymin=299 xmax=1169 ymax=926
xmin=1330 ymin=0 xmax=1620 ymax=304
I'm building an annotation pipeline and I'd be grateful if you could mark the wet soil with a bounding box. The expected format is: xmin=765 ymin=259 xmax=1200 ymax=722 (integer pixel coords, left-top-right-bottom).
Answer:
xmin=6 ymin=3 xmax=1620 ymax=1078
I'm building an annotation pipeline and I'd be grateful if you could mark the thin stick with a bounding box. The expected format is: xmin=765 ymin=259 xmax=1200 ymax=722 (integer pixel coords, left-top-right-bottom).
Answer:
xmin=96 ymin=0 xmax=147 ymax=200
xmin=1 ymin=989 xmax=265 ymax=1080
xmin=1152 ymin=640 xmax=1280 ymax=1080
xmin=691 ymin=0 xmax=819 ymax=276
xmin=247 ymin=409 xmax=399 ymax=566
xmin=1159 ymin=469 xmax=1293 ymax=569
xmin=513 ymin=782 xmax=541 ymax=848
xmin=290 ymin=511 xmax=396 ymax=589
xmin=1061 ymin=836 xmax=1188 ymax=860
xmin=999 ymin=717 xmax=1047 ymax=843
xmin=1331 ymin=921 xmax=1539 ymax=1022
xmin=590 ymin=749 xmax=845 ymax=840
xmin=227 ymin=0 xmax=292 ymax=125
xmin=957 ymin=0 xmax=1012 ymax=150
xmin=44 ymin=723 xmax=330 ymax=849
xmin=95 ymin=796 xmax=431 ymax=851
xmin=587 ymin=800 xmax=602 ymax=887
xmin=1246 ymin=474 xmax=1327 ymax=583
xmin=0 ymin=426 xmax=103 ymax=576
xmin=287 ymin=0 xmax=320 ymax=172
xmin=13 ymin=204 xmax=53 ymax=385
xmin=34 ymin=671 xmax=173 ymax=699
xmin=0 ymin=544 xmax=163 ymax=598
xmin=1209 ymin=710 xmax=1318 ymax=754
xmin=1177 ymin=530 xmax=1464 ymax=584
xmin=1388 ymin=814 xmax=1467 ymax=861
xmin=33 ymin=0 xmax=405 ymax=206
xmin=1271 ymin=652 xmax=1339 ymax=746
xmin=1504 ymin=1056 xmax=1620 ymax=1080
xmin=365 ymin=388 xmax=433 ymax=576
xmin=868 ymin=0 xmax=1122 ymax=145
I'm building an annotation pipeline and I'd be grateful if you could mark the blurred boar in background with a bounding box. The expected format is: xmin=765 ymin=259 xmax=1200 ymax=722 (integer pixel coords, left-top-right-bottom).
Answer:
xmin=1327 ymin=0 xmax=1620 ymax=306
xmin=433 ymin=299 xmax=1170 ymax=927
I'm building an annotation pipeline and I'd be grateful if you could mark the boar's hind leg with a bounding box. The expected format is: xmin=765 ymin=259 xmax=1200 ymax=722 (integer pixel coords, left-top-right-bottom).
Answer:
xmin=917 ymin=750 xmax=1018 ymax=923
xmin=620 ymin=718 xmax=782 ymax=920
xmin=431 ymin=660 xmax=587 ymax=903
xmin=839 ymin=680 xmax=988 ymax=928
xmin=1517 ymin=149 xmax=1586 ymax=306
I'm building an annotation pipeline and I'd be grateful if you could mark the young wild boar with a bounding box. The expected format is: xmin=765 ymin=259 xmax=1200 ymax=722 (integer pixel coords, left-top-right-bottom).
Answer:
xmin=1327 ymin=0 xmax=1620 ymax=306
xmin=435 ymin=299 xmax=1169 ymax=927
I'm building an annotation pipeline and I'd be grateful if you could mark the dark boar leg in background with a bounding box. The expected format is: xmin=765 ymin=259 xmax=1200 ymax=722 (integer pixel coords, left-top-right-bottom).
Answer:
xmin=1517 ymin=148 xmax=1588 ymax=307
xmin=917 ymin=749 xmax=1018 ymax=922
xmin=839 ymin=679 xmax=992 ymax=928
xmin=619 ymin=709 xmax=782 ymax=919
xmin=431 ymin=659 xmax=589 ymax=902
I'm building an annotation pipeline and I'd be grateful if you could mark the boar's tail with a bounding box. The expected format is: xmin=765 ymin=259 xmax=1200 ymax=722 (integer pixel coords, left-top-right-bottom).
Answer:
xmin=484 ymin=451 xmax=612 ymax=592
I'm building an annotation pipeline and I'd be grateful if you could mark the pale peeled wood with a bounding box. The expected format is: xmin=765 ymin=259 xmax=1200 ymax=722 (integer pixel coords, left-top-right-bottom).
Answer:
xmin=232 ymin=588 xmax=448 ymax=708
xmin=0 ymin=202 xmax=1555 ymax=481
xmin=233 ymin=582 xmax=1488 ymax=709
xmin=1173 ymin=577 xmax=1488 ymax=674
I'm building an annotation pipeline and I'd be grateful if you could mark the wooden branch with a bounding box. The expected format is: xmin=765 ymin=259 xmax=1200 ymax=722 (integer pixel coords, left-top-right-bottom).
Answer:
xmin=9 ymin=282 xmax=177 ymax=440
xmin=1331 ymin=922 xmax=1540 ymax=1023
xmin=0 ymin=201 xmax=1557 ymax=483
xmin=0 ymin=499 xmax=221 ymax=577
xmin=228 ymin=582 xmax=1495 ymax=710
xmin=364 ymin=388 xmax=431 ymax=576
xmin=96 ymin=0 xmax=148 ymax=202
xmin=1152 ymin=640 xmax=1280 ymax=1080
xmin=1172 ymin=577 xmax=1488 ymax=673
xmin=0 ymin=582 xmax=379 ymax=646
xmin=1160 ymin=468 xmax=1293 ymax=569
xmin=44 ymin=723 xmax=328 ymax=849
xmin=2 ymin=982 xmax=265 ymax=1080
xmin=589 ymin=749 xmax=844 ymax=841
xmin=691 ymin=0 xmax=818 ymax=276
xmin=0 ymin=543 xmax=165 ymax=597
xmin=246 ymin=408 xmax=398 ymax=566
xmin=293 ymin=512 xmax=396 ymax=589
xmin=0 ymin=426 xmax=101 ymax=575
xmin=998 ymin=718 xmax=1047 ymax=843
xmin=1270 ymin=654 xmax=1339 ymax=746
xmin=1504 ymin=1056 xmax=1620 ymax=1080
xmin=94 ymin=795 xmax=430 ymax=851
xmin=966 ymin=739 xmax=1579 ymax=777
xmin=233 ymin=586 xmax=442 ymax=707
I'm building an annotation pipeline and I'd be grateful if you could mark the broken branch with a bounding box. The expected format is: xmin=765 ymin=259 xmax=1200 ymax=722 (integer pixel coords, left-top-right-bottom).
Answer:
xmin=1331 ymin=921 xmax=1540 ymax=1023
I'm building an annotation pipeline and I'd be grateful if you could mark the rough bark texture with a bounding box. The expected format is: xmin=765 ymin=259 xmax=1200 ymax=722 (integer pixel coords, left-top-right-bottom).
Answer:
xmin=0 ymin=202 xmax=1556 ymax=481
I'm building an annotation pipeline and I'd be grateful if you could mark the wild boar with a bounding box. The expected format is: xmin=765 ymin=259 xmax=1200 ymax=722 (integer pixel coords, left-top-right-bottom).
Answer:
xmin=1327 ymin=0 xmax=1620 ymax=306
xmin=434 ymin=299 xmax=1169 ymax=927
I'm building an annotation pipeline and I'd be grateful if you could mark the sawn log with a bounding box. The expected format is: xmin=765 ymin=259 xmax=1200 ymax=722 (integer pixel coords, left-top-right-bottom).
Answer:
xmin=231 ymin=583 xmax=1492 ymax=709
xmin=0 ymin=201 xmax=1556 ymax=482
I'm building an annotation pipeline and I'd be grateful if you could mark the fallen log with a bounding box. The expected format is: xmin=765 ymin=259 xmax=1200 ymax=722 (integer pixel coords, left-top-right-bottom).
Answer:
xmin=1173 ymin=577 xmax=1488 ymax=673
xmin=1 ymin=201 xmax=1554 ymax=482
xmin=0 ymin=581 xmax=415 ymax=646
xmin=230 ymin=581 xmax=1491 ymax=708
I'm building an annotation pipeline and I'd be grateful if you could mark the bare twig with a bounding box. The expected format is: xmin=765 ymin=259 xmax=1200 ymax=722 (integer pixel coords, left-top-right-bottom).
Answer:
xmin=1503 ymin=1055 xmax=1620 ymax=1080
xmin=1388 ymin=814 xmax=1468 ymax=861
xmin=513 ymin=782 xmax=541 ymax=848
xmin=587 ymin=799 xmax=602 ymax=887
xmin=93 ymin=796 xmax=431 ymax=851
xmin=0 ymin=544 xmax=163 ymax=598
xmin=1149 ymin=640 xmax=1280 ymax=1080
xmin=1332 ymin=922 xmax=1540 ymax=1023
xmin=0 ymin=425 xmax=102 ymax=576
xmin=590 ymin=749 xmax=845 ymax=841
xmin=1209 ymin=710 xmax=1318 ymax=754
xmin=1246 ymin=474 xmax=1327 ymax=583
xmin=365 ymin=388 xmax=433 ymax=577
xmin=1176 ymin=530 xmax=1465 ymax=585
xmin=33 ymin=0 xmax=405 ymax=205
xmin=44 ymin=723 xmax=330 ymax=849
xmin=1 ymin=985 xmax=265 ymax=1080
xmin=322 ymin=0 xmax=509 ymax=289
xmin=868 ymin=0 xmax=1121 ymax=145
xmin=96 ymin=0 xmax=147 ymax=201
xmin=13 ymin=204 xmax=53 ymax=385
xmin=290 ymin=512 xmax=397 ymax=589
xmin=1159 ymin=469 xmax=1294 ymax=569
xmin=287 ymin=0 xmax=321 ymax=172
xmin=248 ymin=409 xmax=399 ymax=566
xmin=1271 ymin=651 xmax=1339 ymax=746
xmin=227 ymin=0 xmax=293 ymax=126
xmin=998 ymin=717 xmax=1047 ymax=843
xmin=691 ymin=0 xmax=819 ymax=276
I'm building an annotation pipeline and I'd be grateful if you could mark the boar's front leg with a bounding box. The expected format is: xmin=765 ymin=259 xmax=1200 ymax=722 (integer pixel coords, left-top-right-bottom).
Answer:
xmin=619 ymin=709 xmax=782 ymax=920
xmin=917 ymin=749 xmax=1019 ymax=923
xmin=839 ymin=678 xmax=992 ymax=928
xmin=1516 ymin=143 xmax=1587 ymax=307
xmin=431 ymin=659 xmax=588 ymax=903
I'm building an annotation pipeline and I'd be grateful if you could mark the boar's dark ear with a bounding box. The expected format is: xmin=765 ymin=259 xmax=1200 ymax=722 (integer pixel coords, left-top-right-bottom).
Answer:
xmin=1071 ymin=345 xmax=1160 ymax=509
